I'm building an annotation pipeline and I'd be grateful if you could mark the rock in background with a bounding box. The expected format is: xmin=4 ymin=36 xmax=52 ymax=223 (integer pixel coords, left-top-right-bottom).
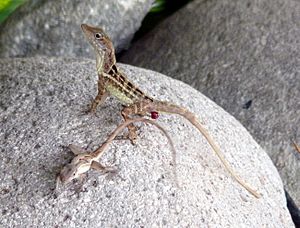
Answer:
xmin=0 ymin=57 xmax=294 ymax=227
xmin=120 ymin=0 xmax=300 ymax=207
xmin=0 ymin=0 xmax=154 ymax=58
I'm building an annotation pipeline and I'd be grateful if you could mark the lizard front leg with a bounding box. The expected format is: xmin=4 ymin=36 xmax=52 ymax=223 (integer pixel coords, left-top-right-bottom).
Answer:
xmin=90 ymin=74 xmax=109 ymax=113
xmin=91 ymin=161 xmax=118 ymax=176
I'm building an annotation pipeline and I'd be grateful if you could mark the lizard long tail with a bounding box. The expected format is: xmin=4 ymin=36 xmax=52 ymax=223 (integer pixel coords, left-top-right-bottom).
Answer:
xmin=152 ymin=101 xmax=260 ymax=198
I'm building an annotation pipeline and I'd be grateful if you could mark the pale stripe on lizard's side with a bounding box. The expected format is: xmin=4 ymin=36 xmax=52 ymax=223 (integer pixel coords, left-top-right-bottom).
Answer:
xmin=105 ymin=64 xmax=153 ymax=104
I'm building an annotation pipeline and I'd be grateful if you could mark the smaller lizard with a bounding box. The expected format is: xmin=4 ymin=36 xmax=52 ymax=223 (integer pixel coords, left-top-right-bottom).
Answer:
xmin=57 ymin=117 xmax=177 ymax=185
xmin=80 ymin=24 xmax=261 ymax=198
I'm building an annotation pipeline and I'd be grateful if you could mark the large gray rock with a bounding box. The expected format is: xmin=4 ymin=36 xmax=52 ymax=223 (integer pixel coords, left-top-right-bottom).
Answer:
xmin=0 ymin=0 xmax=154 ymax=58
xmin=120 ymin=0 xmax=300 ymax=206
xmin=0 ymin=58 xmax=294 ymax=227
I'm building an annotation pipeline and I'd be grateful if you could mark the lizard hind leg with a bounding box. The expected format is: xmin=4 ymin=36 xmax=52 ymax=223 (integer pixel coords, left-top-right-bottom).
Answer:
xmin=121 ymin=104 xmax=179 ymax=186
xmin=120 ymin=101 xmax=154 ymax=143
xmin=121 ymin=105 xmax=141 ymax=143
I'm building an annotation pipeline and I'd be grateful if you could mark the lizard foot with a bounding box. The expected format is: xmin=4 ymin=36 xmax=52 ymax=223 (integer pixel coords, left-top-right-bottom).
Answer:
xmin=77 ymin=105 xmax=99 ymax=118
xmin=91 ymin=161 xmax=122 ymax=180
xmin=115 ymin=131 xmax=138 ymax=145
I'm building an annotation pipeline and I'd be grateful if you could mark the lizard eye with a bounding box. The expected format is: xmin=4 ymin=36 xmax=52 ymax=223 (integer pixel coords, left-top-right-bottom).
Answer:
xmin=95 ymin=33 xmax=102 ymax=39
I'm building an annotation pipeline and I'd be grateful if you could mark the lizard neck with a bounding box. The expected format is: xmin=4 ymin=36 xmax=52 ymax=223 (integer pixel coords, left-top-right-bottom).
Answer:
xmin=95 ymin=47 xmax=116 ymax=75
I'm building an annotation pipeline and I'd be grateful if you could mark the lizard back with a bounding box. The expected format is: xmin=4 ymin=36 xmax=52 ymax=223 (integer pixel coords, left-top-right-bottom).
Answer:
xmin=104 ymin=64 xmax=154 ymax=105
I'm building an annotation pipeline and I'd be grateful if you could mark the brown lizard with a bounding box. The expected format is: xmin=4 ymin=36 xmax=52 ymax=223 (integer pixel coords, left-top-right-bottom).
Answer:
xmin=58 ymin=117 xmax=177 ymax=185
xmin=81 ymin=24 xmax=261 ymax=198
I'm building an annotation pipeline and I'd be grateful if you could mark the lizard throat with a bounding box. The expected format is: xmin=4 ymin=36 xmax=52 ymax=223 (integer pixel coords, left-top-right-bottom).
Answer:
xmin=96 ymin=54 xmax=104 ymax=74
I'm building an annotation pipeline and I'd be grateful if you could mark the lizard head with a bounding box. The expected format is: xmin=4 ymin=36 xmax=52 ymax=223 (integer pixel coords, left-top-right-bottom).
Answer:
xmin=58 ymin=154 xmax=93 ymax=184
xmin=81 ymin=24 xmax=114 ymax=56
xmin=81 ymin=24 xmax=116 ymax=72
xmin=58 ymin=163 xmax=81 ymax=184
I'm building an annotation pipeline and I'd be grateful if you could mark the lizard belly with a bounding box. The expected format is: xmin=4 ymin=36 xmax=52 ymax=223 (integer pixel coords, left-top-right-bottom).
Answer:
xmin=106 ymin=84 xmax=134 ymax=105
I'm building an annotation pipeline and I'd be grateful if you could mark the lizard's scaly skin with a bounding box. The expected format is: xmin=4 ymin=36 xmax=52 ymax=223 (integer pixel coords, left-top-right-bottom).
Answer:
xmin=58 ymin=117 xmax=177 ymax=185
xmin=81 ymin=24 xmax=261 ymax=198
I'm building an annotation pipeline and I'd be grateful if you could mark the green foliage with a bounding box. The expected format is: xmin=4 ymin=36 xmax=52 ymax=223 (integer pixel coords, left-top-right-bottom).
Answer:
xmin=150 ymin=0 xmax=193 ymax=14
xmin=132 ymin=0 xmax=192 ymax=41
xmin=150 ymin=0 xmax=166 ymax=13
xmin=0 ymin=0 xmax=26 ymax=24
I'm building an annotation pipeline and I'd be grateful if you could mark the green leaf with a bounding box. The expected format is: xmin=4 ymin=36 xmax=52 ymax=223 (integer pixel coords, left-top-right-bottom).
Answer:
xmin=0 ymin=0 xmax=26 ymax=24
xmin=150 ymin=0 xmax=166 ymax=13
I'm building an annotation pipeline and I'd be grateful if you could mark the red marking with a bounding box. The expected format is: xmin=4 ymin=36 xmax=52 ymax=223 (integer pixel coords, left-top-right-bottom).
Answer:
xmin=151 ymin=111 xmax=159 ymax=119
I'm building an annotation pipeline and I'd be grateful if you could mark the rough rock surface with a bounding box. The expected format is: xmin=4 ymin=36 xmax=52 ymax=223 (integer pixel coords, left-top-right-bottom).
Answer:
xmin=120 ymin=0 xmax=300 ymax=206
xmin=0 ymin=0 xmax=154 ymax=58
xmin=0 ymin=58 xmax=294 ymax=227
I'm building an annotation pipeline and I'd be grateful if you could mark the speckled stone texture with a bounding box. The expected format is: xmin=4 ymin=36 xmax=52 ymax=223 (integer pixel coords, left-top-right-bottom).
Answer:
xmin=0 ymin=58 xmax=294 ymax=227
xmin=0 ymin=0 xmax=154 ymax=58
xmin=120 ymin=0 xmax=300 ymax=207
